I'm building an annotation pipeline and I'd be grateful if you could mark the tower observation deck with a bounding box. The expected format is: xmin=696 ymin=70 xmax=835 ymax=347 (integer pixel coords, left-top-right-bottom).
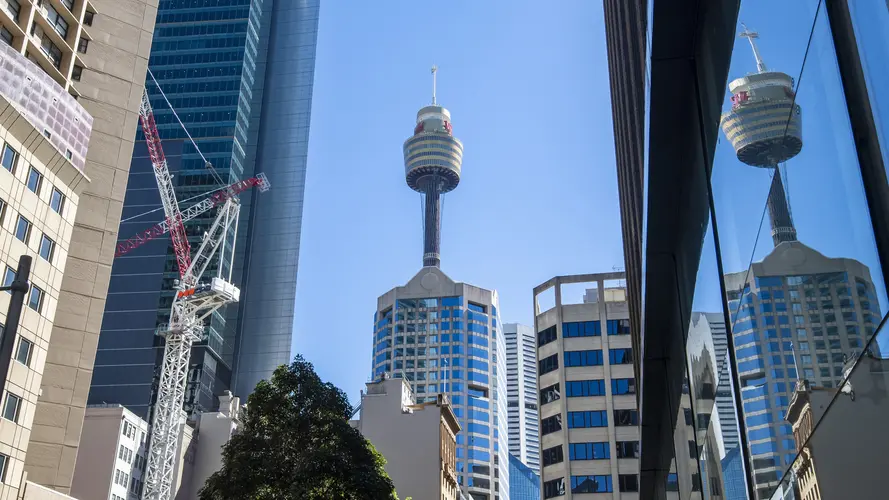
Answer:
xmin=721 ymin=25 xmax=803 ymax=246
xmin=404 ymin=67 xmax=464 ymax=268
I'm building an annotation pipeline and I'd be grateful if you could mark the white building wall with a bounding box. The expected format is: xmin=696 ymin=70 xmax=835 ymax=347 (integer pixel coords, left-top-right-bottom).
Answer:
xmin=504 ymin=323 xmax=539 ymax=472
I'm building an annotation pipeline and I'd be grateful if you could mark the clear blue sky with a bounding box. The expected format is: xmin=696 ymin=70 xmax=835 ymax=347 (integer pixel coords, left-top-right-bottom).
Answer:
xmin=291 ymin=1 xmax=889 ymax=403
xmin=292 ymin=1 xmax=622 ymax=401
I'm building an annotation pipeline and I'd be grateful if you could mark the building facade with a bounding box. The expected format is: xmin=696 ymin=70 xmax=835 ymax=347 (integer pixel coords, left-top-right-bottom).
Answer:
xmin=352 ymin=377 xmax=461 ymax=500
xmin=0 ymin=0 xmax=162 ymax=493
xmin=503 ymin=323 xmax=539 ymax=472
xmin=372 ymin=268 xmax=509 ymax=500
xmin=723 ymin=241 xmax=881 ymax=498
xmin=534 ymin=273 xmax=640 ymax=498
xmin=91 ymin=0 xmax=320 ymax=421
xmin=0 ymin=41 xmax=91 ymax=498
xmin=507 ymin=453 xmax=539 ymax=500
xmin=71 ymin=404 xmax=192 ymax=500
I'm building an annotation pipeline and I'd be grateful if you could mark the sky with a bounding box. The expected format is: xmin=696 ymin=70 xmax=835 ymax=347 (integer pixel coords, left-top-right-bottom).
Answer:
xmin=291 ymin=1 xmax=889 ymax=404
xmin=292 ymin=1 xmax=621 ymax=402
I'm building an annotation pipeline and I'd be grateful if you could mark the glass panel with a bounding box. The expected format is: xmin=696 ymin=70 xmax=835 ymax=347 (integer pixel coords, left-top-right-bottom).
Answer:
xmin=712 ymin=2 xmax=887 ymax=499
xmin=848 ymin=1 xmax=889 ymax=178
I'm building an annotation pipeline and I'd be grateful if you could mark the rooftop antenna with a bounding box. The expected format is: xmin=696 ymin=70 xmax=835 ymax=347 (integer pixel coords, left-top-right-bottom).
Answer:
xmin=431 ymin=65 xmax=438 ymax=105
xmin=740 ymin=23 xmax=767 ymax=73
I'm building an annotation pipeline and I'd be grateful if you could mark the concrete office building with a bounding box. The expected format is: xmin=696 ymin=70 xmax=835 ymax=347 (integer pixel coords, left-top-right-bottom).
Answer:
xmin=352 ymin=377 xmax=461 ymax=500
xmin=0 ymin=40 xmax=91 ymax=499
xmin=504 ymin=323 xmax=539 ymax=472
xmin=177 ymin=392 xmax=241 ymax=500
xmin=534 ymin=273 xmax=640 ymax=498
xmin=784 ymin=353 xmax=889 ymax=500
xmin=371 ymin=75 xmax=508 ymax=499
xmin=0 ymin=0 xmax=163 ymax=493
xmin=92 ymin=0 xmax=320 ymax=420
xmin=71 ymin=404 xmax=192 ymax=500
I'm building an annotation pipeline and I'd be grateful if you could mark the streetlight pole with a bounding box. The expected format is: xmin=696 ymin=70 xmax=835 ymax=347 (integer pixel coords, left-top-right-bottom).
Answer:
xmin=0 ymin=255 xmax=31 ymax=393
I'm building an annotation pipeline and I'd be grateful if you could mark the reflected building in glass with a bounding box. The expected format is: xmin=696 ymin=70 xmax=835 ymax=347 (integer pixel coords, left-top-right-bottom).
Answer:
xmin=720 ymin=26 xmax=883 ymax=500
xmin=533 ymin=274 xmax=644 ymax=498
xmin=504 ymin=323 xmax=540 ymax=472
xmin=91 ymin=0 xmax=320 ymax=419
xmin=370 ymin=81 xmax=508 ymax=500
xmin=508 ymin=453 xmax=540 ymax=500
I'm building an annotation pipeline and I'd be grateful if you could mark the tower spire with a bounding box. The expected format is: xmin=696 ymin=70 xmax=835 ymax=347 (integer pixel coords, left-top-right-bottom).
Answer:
xmin=431 ymin=65 xmax=438 ymax=105
xmin=740 ymin=23 xmax=767 ymax=73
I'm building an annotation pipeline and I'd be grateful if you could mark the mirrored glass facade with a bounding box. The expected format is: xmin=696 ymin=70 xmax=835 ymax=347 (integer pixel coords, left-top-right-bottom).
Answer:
xmin=606 ymin=0 xmax=889 ymax=498
xmin=92 ymin=0 xmax=319 ymax=419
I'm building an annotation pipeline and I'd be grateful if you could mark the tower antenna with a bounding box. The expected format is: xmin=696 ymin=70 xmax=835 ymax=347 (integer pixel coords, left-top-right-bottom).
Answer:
xmin=740 ymin=23 xmax=767 ymax=73
xmin=431 ymin=65 xmax=438 ymax=105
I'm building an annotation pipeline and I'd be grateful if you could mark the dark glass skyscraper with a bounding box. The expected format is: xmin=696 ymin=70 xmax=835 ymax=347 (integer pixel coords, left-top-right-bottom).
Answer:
xmin=90 ymin=0 xmax=319 ymax=419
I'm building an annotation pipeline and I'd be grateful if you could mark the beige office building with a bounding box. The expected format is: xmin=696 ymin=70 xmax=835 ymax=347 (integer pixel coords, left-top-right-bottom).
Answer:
xmin=534 ymin=273 xmax=640 ymax=498
xmin=0 ymin=0 xmax=158 ymax=493
xmin=352 ymin=377 xmax=461 ymax=500
xmin=0 ymin=34 xmax=91 ymax=498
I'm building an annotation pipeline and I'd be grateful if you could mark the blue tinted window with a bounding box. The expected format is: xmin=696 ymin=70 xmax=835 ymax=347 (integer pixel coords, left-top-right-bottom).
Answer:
xmin=757 ymin=276 xmax=783 ymax=288
xmin=441 ymin=310 xmax=451 ymax=318
xmin=441 ymin=321 xmax=450 ymax=330
xmin=748 ymin=427 xmax=776 ymax=441
xmin=467 ymin=359 xmax=488 ymax=371
xmin=468 ymin=396 xmax=488 ymax=409
xmin=569 ymin=442 xmax=610 ymax=460
xmin=571 ymin=475 xmax=612 ymax=494
xmin=608 ymin=348 xmax=634 ymax=364
xmin=738 ymin=359 xmax=765 ymax=372
xmin=735 ymin=332 xmax=759 ymax=345
xmin=563 ymin=321 xmax=601 ymax=337
xmin=467 ymin=303 xmax=486 ymax=314
xmin=467 ymin=372 xmax=488 ymax=384
xmin=606 ymin=319 xmax=631 ymax=335
xmin=742 ymin=385 xmax=768 ymax=399
xmin=467 ymin=323 xmax=488 ymax=334
xmin=611 ymin=378 xmax=636 ymax=395
xmin=441 ymin=296 xmax=461 ymax=307
xmin=564 ymin=350 xmax=603 ymax=367
xmin=743 ymin=400 xmax=770 ymax=413
xmin=566 ymin=380 xmax=606 ymax=397
xmin=468 ymin=449 xmax=490 ymax=461
xmin=751 ymin=441 xmax=778 ymax=455
xmin=746 ymin=413 xmax=774 ymax=427
xmin=468 ymin=335 xmax=487 ymax=347
xmin=467 ymin=423 xmax=489 ymax=435
xmin=736 ymin=345 xmax=762 ymax=358
xmin=567 ymin=411 xmax=608 ymax=428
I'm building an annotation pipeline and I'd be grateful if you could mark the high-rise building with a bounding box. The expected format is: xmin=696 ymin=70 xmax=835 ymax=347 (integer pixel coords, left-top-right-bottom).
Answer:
xmin=508 ymin=453 xmax=540 ymax=500
xmin=719 ymin=27 xmax=883 ymax=500
xmin=533 ymin=273 xmax=640 ymax=498
xmin=90 ymin=0 xmax=320 ymax=420
xmin=0 ymin=0 xmax=161 ymax=493
xmin=370 ymin=72 xmax=509 ymax=499
xmin=704 ymin=312 xmax=741 ymax=455
xmin=504 ymin=323 xmax=539 ymax=472
xmin=0 ymin=40 xmax=92 ymax=498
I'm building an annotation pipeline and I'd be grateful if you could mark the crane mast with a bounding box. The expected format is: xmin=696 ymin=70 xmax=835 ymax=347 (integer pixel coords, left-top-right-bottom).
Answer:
xmin=134 ymin=89 xmax=268 ymax=500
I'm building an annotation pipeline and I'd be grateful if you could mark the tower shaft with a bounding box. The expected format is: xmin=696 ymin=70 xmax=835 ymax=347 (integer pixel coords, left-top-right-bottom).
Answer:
xmin=767 ymin=166 xmax=797 ymax=246
xmin=423 ymin=179 xmax=443 ymax=267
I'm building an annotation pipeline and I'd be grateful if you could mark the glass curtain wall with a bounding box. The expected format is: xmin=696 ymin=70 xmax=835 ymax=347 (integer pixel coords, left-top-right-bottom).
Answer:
xmin=651 ymin=0 xmax=889 ymax=498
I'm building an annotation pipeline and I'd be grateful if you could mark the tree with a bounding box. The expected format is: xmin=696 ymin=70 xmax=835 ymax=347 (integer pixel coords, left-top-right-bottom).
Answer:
xmin=199 ymin=355 xmax=400 ymax=499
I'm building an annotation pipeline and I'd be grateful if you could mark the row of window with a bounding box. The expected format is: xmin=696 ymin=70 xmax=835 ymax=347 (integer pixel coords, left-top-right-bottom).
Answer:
xmin=544 ymin=474 xmax=639 ymax=497
xmin=4 ymin=267 xmax=46 ymax=314
xmin=538 ymin=319 xmax=632 ymax=347
xmin=113 ymin=468 xmax=129 ymax=487
xmin=2 ymin=144 xmax=67 ymax=213
xmin=563 ymin=348 xmax=634 ymax=367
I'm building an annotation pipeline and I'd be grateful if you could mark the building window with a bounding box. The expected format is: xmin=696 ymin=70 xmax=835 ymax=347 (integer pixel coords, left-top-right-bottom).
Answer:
xmin=28 ymin=285 xmax=44 ymax=313
xmin=1 ymin=144 xmax=17 ymax=173
xmin=43 ymin=3 xmax=69 ymax=38
xmin=666 ymin=473 xmax=680 ymax=491
xmin=563 ymin=349 xmax=603 ymax=367
xmin=0 ymin=26 xmax=12 ymax=46
xmin=540 ymin=383 xmax=560 ymax=405
xmin=4 ymin=0 xmax=20 ymax=21
xmin=83 ymin=10 xmax=94 ymax=26
xmin=543 ymin=478 xmax=565 ymax=498
xmin=0 ymin=453 xmax=7 ymax=483
xmin=72 ymin=64 xmax=83 ymax=81
xmin=77 ymin=37 xmax=88 ymax=53
xmin=562 ymin=321 xmax=600 ymax=337
xmin=569 ymin=442 xmax=610 ymax=460
xmin=606 ymin=319 xmax=631 ymax=335
xmin=39 ymin=234 xmax=55 ymax=262
xmin=15 ymin=215 xmax=31 ymax=243
xmin=2 ymin=392 xmax=21 ymax=422
xmin=611 ymin=378 xmax=636 ymax=395
xmin=542 ymin=445 xmax=564 ymax=466
xmin=567 ymin=410 xmax=608 ymax=428
xmin=538 ymin=353 xmax=558 ymax=375
xmin=566 ymin=379 xmax=605 ymax=397
xmin=614 ymin=409 xmax=639 ymax=426
xmin=541 ymin=414 xmax=562 ymax=435
xmin=27 ymin=166 xmax=42 ymax=194
xmin=571 ymin=475 xmax=613 ymax=494
xmin=60 ymin=0 xmax=74 ymax=11
xmin=15 ymin=337 xmax=32 ymax=366
xmin=619 ymin=474 xmax=639 ymax=492
xmin=2 ymin=266 xmax=14 ymax=293
xmin=609 ymin=348 xmax=634 ymax=364
xmin=616 ymin=441 xmax=640 ymax=459
xmin=50 ymin=187 xmax=65 ymax=214
xmin=537 ymin=325 xmax=557 ymax=347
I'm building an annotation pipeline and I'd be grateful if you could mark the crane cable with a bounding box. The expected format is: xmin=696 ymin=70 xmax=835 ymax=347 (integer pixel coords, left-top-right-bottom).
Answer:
xmin=146 ymin=68 xmax=226 ymax=187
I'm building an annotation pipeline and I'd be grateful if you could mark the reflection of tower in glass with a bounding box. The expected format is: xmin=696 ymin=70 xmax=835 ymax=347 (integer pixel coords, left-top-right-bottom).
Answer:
xmin=404 ymin=66 xmax=464 ymax=268
xmin=720 ymin=25 xmax=803 ymax=246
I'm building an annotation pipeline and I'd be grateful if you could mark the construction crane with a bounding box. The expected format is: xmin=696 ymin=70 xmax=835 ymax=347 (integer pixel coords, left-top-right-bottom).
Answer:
xmin=124 ymin=86 xmax=269 ymax=500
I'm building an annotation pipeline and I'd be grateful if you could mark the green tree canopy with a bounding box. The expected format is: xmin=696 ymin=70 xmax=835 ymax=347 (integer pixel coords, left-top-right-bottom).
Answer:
xmin=199 ymin=355 xmax=400 ymax=499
